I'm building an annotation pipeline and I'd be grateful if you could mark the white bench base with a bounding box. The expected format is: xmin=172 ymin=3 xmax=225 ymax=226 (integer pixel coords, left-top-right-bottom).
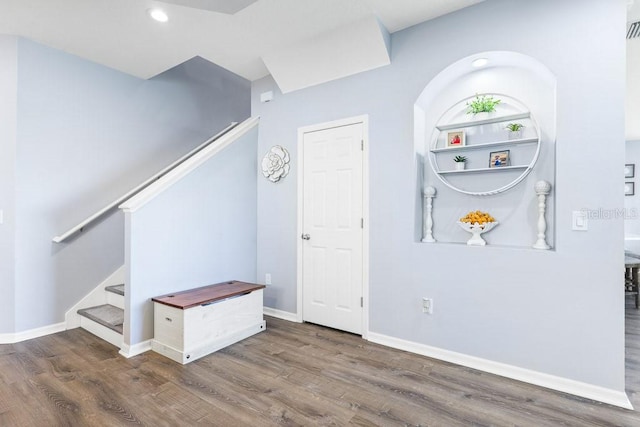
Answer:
xmin=152 ymin=288 xmax=265 ymax=364
xmin=151 ymin=320 xmax=265 ymax=364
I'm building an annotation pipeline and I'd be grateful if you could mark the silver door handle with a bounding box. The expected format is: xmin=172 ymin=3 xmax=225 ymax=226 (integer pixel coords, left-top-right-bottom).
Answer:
xmin=301 ymin=234 xmax=311 ymax=240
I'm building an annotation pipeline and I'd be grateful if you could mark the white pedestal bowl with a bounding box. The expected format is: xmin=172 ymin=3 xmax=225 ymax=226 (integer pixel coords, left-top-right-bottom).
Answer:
xmin=457 ymin=221 xmax=499 ymax=246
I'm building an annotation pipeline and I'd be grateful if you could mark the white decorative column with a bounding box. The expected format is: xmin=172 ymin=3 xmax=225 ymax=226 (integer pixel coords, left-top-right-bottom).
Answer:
xmin=533 ymin=180 xmax=551 ymax=250
xmin=422 ymin=186 xmax=437 ymax=243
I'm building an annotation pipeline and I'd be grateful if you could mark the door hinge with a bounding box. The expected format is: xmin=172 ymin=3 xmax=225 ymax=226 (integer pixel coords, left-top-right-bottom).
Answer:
xmin=361 ymin=218 xmax=364 ymax=228
xmin=360 ymin=297 xmax=363 ymax=307
xmin=361 ymin=140 xmax=364 ymax=151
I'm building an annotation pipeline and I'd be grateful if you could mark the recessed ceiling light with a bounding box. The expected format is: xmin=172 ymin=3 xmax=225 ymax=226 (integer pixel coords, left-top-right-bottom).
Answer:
xmin=472 ymin=58 xmax=488 ymax=68
xmin=148 ymin=8 xmax=169 ymax=23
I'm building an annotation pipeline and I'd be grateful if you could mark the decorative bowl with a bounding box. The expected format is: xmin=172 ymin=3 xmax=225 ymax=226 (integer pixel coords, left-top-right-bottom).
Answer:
xmin=457 ymin=221 xmax=499 ymax=246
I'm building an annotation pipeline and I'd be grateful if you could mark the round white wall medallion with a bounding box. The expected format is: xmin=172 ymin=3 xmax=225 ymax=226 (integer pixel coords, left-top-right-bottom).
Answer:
xmin=261 ymin=145 xmax=290 ymax=182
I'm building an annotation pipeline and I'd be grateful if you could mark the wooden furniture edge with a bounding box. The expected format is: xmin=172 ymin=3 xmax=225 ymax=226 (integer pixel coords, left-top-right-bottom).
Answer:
xmin=152 ymin=280 xmax=266 ymax=309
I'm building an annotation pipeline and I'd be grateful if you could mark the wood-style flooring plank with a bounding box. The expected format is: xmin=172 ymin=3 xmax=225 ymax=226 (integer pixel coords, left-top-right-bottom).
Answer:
xmin=139 ymin=355 xmax=278 ymax=424
xmin=0 ymin=314 xmax=639 ymax=426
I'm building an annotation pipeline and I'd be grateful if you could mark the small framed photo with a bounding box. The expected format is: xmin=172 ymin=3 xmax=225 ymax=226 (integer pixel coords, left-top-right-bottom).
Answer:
xmin=625 ymin=164 xmax=635 ymax=178
xmin=447 ymin=131 xmax=465 ymax=147
xmin=489 ymin=150 xmax=510 ymax=168
xmin=626 ymin=182 xmax=635 ymax=196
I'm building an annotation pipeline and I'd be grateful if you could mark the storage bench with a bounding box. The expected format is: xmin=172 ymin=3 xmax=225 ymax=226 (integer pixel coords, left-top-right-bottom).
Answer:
xmin=151 ymin=280 xmax=266 ymax=364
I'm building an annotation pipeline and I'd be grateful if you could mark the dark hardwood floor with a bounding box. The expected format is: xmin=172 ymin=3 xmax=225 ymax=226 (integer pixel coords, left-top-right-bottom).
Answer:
xmin=1 ymin=315 xmax=639 ymax=426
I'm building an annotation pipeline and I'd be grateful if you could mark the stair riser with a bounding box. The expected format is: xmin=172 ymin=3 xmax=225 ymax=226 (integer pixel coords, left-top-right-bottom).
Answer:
xmin=65 ymin=266 xmax=125 ymax=330
xmin=79 ymin=317 xmax=123 ymax=348
xmin=107 ymin=292 xmax=125 ymax=310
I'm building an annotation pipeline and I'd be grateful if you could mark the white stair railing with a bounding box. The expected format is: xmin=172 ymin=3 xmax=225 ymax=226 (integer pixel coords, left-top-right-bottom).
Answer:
xmin=53 ymin=122 xmax=238 ymax=243
xmin=120 ymin=116 xmax=259 ymax=213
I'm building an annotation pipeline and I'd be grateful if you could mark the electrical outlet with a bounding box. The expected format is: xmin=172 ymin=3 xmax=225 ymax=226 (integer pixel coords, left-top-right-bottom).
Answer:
xmin=265 ymin=273 xmax=272 ymax=285
xmin=422 ymin=298 xmax=433 ymax=314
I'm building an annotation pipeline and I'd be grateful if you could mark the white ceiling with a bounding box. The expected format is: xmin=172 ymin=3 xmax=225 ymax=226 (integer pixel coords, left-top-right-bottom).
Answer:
xmin=0 ymin=0 xmax=483 ymax=82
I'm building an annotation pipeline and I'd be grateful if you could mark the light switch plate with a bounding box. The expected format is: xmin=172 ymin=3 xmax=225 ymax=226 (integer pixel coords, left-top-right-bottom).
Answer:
xmin=260 ymin=91 xmax=274 ymax=103
xmin=572 ymin=211 xmax=588 ymax=231
xmin=422 ymin=297 xmax=433 ymax=314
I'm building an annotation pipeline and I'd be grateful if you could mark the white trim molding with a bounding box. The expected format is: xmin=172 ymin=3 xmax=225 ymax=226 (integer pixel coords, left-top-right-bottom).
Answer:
xmin=367 ymin=332 xmax=633 ymax=410
xmin=119 ymin=340 xmax=152 ymax=358
xmin=0 ymin=322 xmax=66 ymax=344
xmin=296 ymin=114 xmax=370 ymax=337
xmin=263 ymin=307 xmax=300 ymax=323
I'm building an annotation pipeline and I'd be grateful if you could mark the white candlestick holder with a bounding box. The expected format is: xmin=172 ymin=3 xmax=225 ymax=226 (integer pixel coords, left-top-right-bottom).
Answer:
xmin=422 ymin=186 xmax=436 ymax=243
xmin=533 ymin=180 xmax=551 ymax=250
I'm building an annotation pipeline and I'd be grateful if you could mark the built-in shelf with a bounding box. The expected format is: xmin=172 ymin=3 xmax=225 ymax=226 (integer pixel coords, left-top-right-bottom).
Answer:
xmin=419 ymin=240 xmax=555 ymax=252
xmin=436 ymin=112 xmax=530 ymax=131
xmin=430 ymin=137 xmax=538 ymax=153
xmin=438 ymin=165 xmax=528 ymax=175
xmin=428 ymin=95 xmax=540 ymax=196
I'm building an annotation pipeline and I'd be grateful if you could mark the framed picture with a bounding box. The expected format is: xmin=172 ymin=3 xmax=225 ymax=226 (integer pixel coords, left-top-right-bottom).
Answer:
xmin=447 ymin=131 xmax=465 ymax=147
xmin=626 ymin=164 xmax=635 ymax=178
xmin=626 ymin=182 xmax=635 ymax=196
xmin=489 ymin=150 xmax=510 ymax=168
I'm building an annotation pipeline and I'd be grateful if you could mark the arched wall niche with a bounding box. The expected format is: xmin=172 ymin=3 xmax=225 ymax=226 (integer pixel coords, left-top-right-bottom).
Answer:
xmin=414 ymin=51 xmax=558 ymax=248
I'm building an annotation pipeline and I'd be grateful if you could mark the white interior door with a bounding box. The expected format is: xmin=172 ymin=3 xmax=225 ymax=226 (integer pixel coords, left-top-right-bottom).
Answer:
xmin=301 ymin=122 xmax=364 ymax=334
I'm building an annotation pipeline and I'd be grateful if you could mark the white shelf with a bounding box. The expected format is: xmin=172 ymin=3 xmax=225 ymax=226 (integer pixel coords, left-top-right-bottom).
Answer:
xmin=428 ymin=94 xmax=541 ymax=196
xmin=419 ymin=240 xmax=555 ymax=252
xmin=436 ymin=112 xmax=530 ymax=131
xmin=438 ymin=165 xmax=528 ymax=175
xmin=430 ymin=137 xmax=538 ymax=153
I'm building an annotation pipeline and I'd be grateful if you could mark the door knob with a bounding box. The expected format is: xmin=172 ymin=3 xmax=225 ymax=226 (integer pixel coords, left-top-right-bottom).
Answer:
xmin=301 ymin=234 xmax=311 ymax=240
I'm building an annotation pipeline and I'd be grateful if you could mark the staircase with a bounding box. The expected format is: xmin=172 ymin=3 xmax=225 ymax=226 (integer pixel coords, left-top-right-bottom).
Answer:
xmin=76 ymin=284 xmax=125 ymax=348
xmin=63 ymin=117 xmax=260 ymax=355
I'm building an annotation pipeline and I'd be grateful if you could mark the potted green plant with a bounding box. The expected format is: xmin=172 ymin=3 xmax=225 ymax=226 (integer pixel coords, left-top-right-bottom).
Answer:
xmin=505 ymin=123 xmax=524 ymax=140
xmin=453 ymin=155 xmax=467 ymax=171
xmin=466 ymin=94 xmax=501 ymax=115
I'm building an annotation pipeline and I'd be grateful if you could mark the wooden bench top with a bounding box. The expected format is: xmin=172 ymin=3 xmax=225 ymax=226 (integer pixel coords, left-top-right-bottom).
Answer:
xmin=152 ymin=280 xmax=265 ymax=309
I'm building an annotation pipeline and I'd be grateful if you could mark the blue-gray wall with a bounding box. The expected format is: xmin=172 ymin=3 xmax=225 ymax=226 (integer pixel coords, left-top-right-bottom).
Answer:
xmin=0 ymin=36 xmax=17 ymax=334
xmin=125 ymin=128 xmax=258 ymax=345
xmin=11 ymin=39 xmax=250 ymax=332
xmin=253 ymin=0 xmax=626 ymax=392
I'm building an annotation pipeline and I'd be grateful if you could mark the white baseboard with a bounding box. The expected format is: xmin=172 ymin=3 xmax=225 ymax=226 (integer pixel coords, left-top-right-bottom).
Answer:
xmin=263 ymin=306 xmax=300 ymax=323
xmin=119 ymin=340 xmax=152 ymax=358
xmin=367 ymin=332 xmax=633 ymax=410
xmin=0 ymin=322 xmax=66 ymax=344
xmin=65 ymin=266 xmax=125 ymax=329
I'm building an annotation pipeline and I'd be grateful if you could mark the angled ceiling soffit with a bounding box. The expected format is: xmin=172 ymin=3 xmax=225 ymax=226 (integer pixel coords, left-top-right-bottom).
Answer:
xmin=155 ymin=0 xmax=258 ymax=14
xmin=261 ymin=14 xmax=391 ymax=94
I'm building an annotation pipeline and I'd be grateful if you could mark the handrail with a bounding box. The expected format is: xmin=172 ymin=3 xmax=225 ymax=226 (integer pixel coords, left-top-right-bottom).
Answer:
xmin=52 ymin=122 xmax=239 ymax=243
xmin=120 ymin=116 xmax=259 ymax=213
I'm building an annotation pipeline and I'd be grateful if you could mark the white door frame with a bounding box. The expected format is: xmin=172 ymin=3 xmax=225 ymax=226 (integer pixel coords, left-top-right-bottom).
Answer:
xmin=296 ymin=115 xmax=370 ymax=339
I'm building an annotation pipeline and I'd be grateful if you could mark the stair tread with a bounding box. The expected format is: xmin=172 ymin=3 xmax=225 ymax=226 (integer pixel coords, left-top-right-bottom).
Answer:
xmin=78 ymin=304 xmax=123 ymax=334
xmin=105 ymin=284 xmax=125 ymax=296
